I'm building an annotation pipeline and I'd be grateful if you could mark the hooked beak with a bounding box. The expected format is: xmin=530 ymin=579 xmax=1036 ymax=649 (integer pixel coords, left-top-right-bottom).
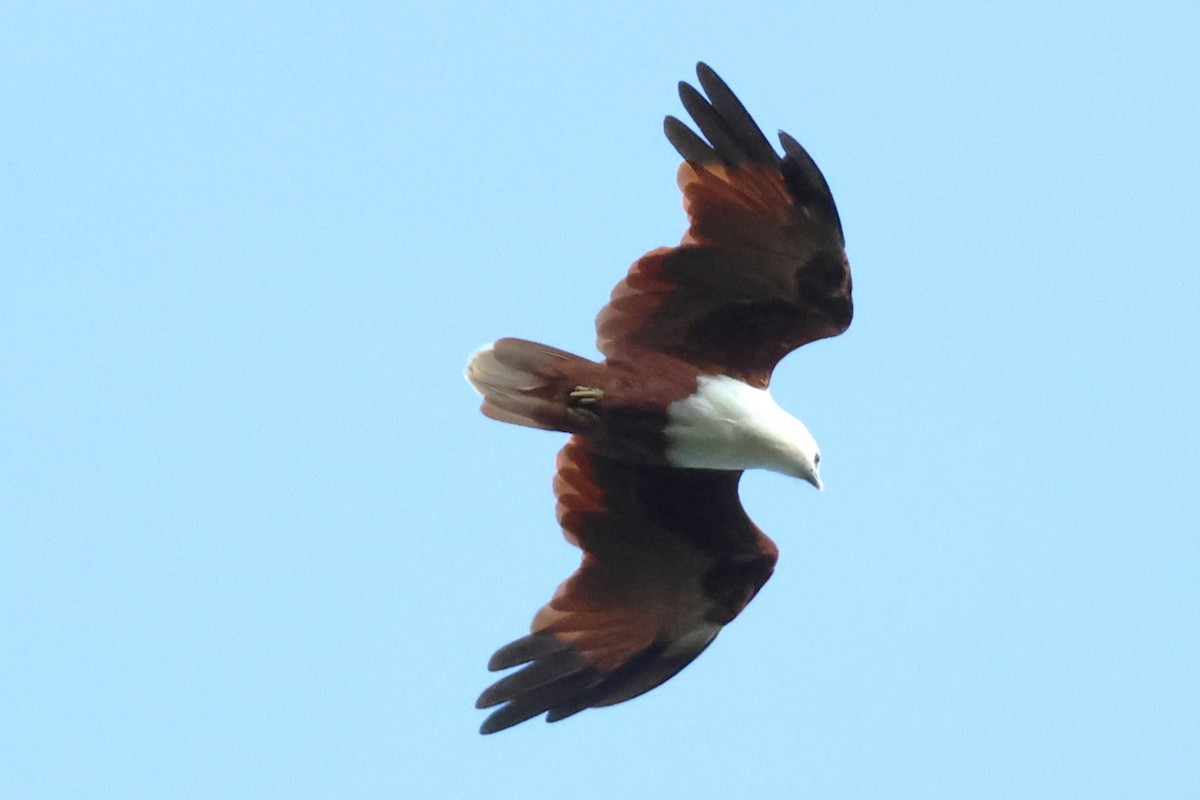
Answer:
xmin=805 ymin=472 xmax=824 ymax=492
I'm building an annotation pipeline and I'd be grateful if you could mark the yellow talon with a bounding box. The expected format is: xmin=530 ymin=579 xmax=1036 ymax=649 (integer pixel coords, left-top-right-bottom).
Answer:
xmin=569 ymin=386 xmax=604 ymax=405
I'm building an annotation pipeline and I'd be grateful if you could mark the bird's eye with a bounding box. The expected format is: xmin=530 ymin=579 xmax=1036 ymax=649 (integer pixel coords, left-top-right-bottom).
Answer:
xmin=814 ymin=453 xmax=821 ymax=466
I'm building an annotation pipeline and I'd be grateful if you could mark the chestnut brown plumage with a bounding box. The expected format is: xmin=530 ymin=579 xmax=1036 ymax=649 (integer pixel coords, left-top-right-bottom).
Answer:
xmin=466 ymin=63 xmax=853 ymax=733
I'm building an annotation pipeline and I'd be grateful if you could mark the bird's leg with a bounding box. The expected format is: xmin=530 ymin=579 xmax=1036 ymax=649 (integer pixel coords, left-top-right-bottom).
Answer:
xmin=569 ymin=386 xmax=604 ymax=406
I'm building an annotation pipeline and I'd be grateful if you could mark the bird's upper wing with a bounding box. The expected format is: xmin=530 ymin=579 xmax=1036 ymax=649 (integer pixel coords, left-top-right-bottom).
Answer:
xmin=477 ymin=437 xmax=778 ymax=734
xmin=596 ymin=63 xmax=852 ymax=388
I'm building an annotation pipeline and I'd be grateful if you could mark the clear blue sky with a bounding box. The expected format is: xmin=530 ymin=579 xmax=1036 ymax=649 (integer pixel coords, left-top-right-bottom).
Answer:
xmin=3 ymin=1 xmax=1198 ymax=797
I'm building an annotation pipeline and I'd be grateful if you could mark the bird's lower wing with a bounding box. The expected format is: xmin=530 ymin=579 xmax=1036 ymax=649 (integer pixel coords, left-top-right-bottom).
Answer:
xmin=477 ymin=438 xmax=777 ymax=733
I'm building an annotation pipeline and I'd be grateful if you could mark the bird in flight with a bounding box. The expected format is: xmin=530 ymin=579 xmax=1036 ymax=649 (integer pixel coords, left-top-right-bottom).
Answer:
xmin=466 ymin=63 xmax=853 ymax=734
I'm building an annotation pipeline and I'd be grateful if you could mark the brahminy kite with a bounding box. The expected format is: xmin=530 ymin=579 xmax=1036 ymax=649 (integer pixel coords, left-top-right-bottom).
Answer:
xmin=466 ymin=63 xmax=852 ymax=734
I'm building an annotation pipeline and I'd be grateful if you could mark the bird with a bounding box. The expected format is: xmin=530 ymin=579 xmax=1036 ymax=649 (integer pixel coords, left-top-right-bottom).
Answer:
xmin=465 ymin=63 xmax=853 ymax=734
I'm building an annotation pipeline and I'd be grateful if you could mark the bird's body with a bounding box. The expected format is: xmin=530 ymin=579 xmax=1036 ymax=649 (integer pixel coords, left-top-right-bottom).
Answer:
xmin=467 ymin=341 xmax=819 ymax=482
xmin=466 ymin=64 xmax=852 ymax=733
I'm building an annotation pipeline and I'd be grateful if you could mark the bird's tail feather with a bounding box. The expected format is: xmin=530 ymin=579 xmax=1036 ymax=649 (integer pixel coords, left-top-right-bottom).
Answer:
xmin=465 ymin=338 xmax=601 ymax=432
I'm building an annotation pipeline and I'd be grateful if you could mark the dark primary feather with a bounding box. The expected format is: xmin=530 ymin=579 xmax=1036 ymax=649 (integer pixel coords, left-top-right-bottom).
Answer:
xmin=779 ymin=131 xmax=845 ymax=244
xmin=663 ymin=116 xmax=715 ymax=165
xmin=486 ymin=631 xmax=569 ymax=671
xmin=477 ymin=634 xmax=602 ymax=734
xmin=477 ymin=633 xmax=685 ymax=734
xmin=678 ymin=81 xmax=753 ymax=165
xmin=695 ymin=62 xmax=779 ymax=165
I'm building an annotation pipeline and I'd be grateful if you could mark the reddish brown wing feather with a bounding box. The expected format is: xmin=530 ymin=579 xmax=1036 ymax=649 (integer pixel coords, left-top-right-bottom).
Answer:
xmin=596 ymin=63 xmax=852 ymax=388
xmin=477 ymin=437 xmax=778 ymax=734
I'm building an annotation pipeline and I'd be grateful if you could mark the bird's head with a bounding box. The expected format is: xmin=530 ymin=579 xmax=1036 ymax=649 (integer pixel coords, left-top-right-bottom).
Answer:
xmin=757 ymin=408 xmax=823 ymax=491
xmin=783 ymin=425 xmax=823 ymax=491
xmin=799 ymin=451 xmax=823 ymax=491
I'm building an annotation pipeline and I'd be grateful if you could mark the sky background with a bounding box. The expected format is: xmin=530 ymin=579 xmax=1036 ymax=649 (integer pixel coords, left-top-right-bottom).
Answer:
xmin=3 ymin=1 xmax=1198 ymax=797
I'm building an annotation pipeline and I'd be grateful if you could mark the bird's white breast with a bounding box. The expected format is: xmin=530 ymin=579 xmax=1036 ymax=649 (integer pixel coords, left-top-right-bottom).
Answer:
xmin=663 ymin=374 xmax=818 ymax=480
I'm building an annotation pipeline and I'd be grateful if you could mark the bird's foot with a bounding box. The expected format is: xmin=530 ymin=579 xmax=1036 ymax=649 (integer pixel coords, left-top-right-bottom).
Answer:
xmin=569 ymin=386 xmax=604 ymax=405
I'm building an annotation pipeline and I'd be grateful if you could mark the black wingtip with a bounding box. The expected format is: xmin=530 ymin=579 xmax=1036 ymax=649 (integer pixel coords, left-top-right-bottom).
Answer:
xmin=665 ymin=115 xmax=718 ymax=164
xmin=695 ymin=62 xmax=725 ymax=96
xmin=677 ymin=79 xmax=705 ymax=108
xmin=778 ymin=130 xmax=804 ymax=158
xmin=778 ymin=131 xmax=845 ymax=244
xmin=486 ymin=631 xmax=567 ymax=671
xmin=479 ymin=715 xmax=507 ymax=735
xmin=667 ymin=62 xmax=778 ymax=167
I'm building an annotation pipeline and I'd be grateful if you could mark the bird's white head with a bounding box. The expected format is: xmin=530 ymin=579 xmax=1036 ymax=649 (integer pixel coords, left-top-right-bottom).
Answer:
xmin=778 ymin=420 xmax=823 ymax=491
xmin=663 ymin=374 xmax=825 ymax=490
